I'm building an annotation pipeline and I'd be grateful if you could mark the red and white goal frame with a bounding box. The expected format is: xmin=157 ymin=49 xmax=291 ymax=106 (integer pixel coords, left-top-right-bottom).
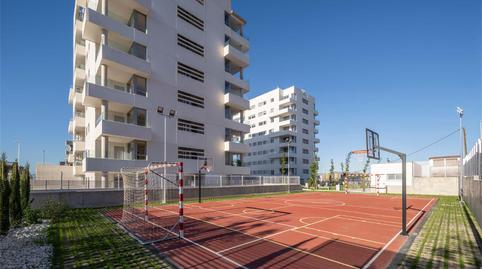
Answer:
xmin=120 ymin=161 xmax=184 ymax=244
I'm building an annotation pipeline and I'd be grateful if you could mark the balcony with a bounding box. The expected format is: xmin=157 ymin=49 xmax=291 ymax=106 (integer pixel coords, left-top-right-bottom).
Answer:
xmin=82 ymin=7 xmax=148 ymax=46
xmin=68 ymin=120 xmax=73 ymax=134
xmin=224 ymin=11 xmax=248 ymax=51
xmin=74 ymin=64 xmax=86 ymax=82
xmin=314 ymin=110 xmax=319 ymax=116
xmin=73 ymin=140 xmax=85 ymax=153
xmin=224 ymin=92 xmax=249 ymax=111
xmin=314 ymin=119 xmax=320 ymax=125
xmin=224 ymin=43 xmax=249 ymax=68
xmin=75 ymin=39 xmax=86 ymax=56
xmin=72 ymin=114 xmax=85 ymax=132
xmin=269 ymin=130 xmax=297 ymax=138
xmin=224 ymin=119 xmax=250 ymax=133
xmin=224 ymin=141 xmax=249 ymax=154
xmin=314 ymin=148 xmax=319 ymax=152
xmin=93 ymin=117 xmax=151 ymax=141
xmin=314 ymin=129 xmax=319 ymax=134
xmin=68 ymin=86 xmax=83 ymax=105
xmin=273 ymin=107 xmax=295 ymax=117
xmin=83 ymin=82 xmax=148 ymax=108
xmin=279 ymin=119 xmax=296 ymax=128
xmin=314 ymin=138 xmax=320 ymax=143
xmin=83 ymin=157 xmax=149 ymax=173
xmin=96 ymin=44 xmax=150 ymax=78
xmin=279 ymin=96 xmax=296 ymax=105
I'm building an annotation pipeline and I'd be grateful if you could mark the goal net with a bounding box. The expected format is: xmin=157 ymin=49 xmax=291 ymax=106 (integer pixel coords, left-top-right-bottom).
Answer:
xmin=120 ymin=162 xmax=184 ymax=244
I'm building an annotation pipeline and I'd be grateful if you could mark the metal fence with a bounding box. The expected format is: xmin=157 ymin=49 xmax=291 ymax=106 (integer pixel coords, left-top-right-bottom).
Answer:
xmin=463 ymin=138 xmax=481 ymax=178
xmin=462 ymin=138 xmax=482 ymax=230
xmin=31 ymin=175 xmax=301 ymax=191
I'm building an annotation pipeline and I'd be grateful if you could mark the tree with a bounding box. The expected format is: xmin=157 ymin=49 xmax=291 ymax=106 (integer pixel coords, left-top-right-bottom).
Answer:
xmin=344 ymin=152 xmax=353 ymax=174
xmin=362 ymin=158 xmax=370 ymax=191
xmin=339 ymin=163 xmax=345 ymax=185
xmin=9 ymin=162 xmax=22 ymax=226
xmin=308 ymin=160 xmax=319 ymax=189
xmin=20 ymin=163 xmax=31 ymax=211
xmin=0 ymin=153 xmax=10 ymax=234
xmin=280 ymin=153 xmax=287 ymax=176
xmin=329 ymin=159 xmax=335 ymax=185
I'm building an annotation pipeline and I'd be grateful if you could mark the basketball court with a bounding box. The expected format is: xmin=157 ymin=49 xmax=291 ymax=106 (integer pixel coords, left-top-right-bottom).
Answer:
xmin=105 ymin=191 xmax=435 ymax=269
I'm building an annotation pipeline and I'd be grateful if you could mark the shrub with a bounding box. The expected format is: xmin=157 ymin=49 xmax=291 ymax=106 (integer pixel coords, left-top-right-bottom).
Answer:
xmin=20 ymin=163 xmax=31 ymax=211
xmin=9 ymin=162 xmax=22 ymax=226
xmin=23 ymin=206 xmax=41 ymax=225
xmin=40 ymin=200 xmax=68 ymax=223
xmin=0 ymin=154 xmax=10 ymax=234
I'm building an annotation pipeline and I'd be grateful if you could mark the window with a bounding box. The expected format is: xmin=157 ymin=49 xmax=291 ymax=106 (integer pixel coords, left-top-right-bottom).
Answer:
xmin=127 ymin=107 xmax=147 ymax=126
xmin=177 ymin=6 xmax=204 ymax=31
xmin=128 ymin=42 xmax=147 ymax=60
xmin=128 ymin=10 xmax=147 ymax=33
xmin=178 ymin=62 xmax=204 ymax=82
xmin=127 ymin=75 xmax=147 ymax=96
xmin=302 ymin=129 xmax=309 ymax=134
xmin=259 ymin=121 xmax=266 ymax=126
xmin=178 ymin=147 xmax=204 ymax=159
xmin=302 ymin=108 xmax=309 ymax=115
xmin=177 ymin=34 xmax=204 ymax=56
xmin=303 ymin=159 xmax=309 ymax=164
xmin=302 ymin=118 xmax=309 ymax=124
xmin=248 ymin=114 xmax=255 ymax=119
xmin=302 ymin=98 xmax=309 ymax=105
xmin=178 ymin=90 xmax=204 ymax=108
xmin=128 ymin=140 xmax=147 ymax=160
xmin=271 ymin=98 xmax=275 ymax=102
xmin=302 ymin=139 xmax=309 ymax=144
xmin=387 ymin=174 xmax=402 ymax=180
xmin=302 ymin=149 xmax=309 ymax=154
xmin=178 ymin=119 xmax=204 ymax=134
xmin=303 ymin=169 xmax=309 ymax=174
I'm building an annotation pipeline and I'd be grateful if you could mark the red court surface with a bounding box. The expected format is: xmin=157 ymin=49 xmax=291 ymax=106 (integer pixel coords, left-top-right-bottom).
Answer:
xmin=105 ymin=192 xmax=436 ymax=269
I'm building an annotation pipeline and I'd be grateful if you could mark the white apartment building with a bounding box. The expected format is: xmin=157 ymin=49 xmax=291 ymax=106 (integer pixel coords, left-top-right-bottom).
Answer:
xmin=67 ymin=0 xmax=251 ymax=186
xmin=244 ymin=86 xmax=320 ymax=183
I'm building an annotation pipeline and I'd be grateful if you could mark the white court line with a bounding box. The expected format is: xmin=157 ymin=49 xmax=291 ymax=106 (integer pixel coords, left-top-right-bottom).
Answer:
xmin=336 ymin=216 xmax=400 ymax=228
xmin=339 ymin=215 xmax=400 ymax=225
xmin=121 ymin=210 xmax=248 ymax=269
xmin=361 ymin=197 xmax=435 ymax=269
xmin=242 ymin=205 xmax=294 ymax=215
xmin=217 ymin=215 xmax=340 ymax=254
xmin=302 ymin=226 xmax=386 ymax=245
xmin=155 ymin=206 xmax=357 ymax=269
xmin=281 ymin=202 xmax=402 ymax=219
xmin=292 ymin=229 xmax=380 ymax=252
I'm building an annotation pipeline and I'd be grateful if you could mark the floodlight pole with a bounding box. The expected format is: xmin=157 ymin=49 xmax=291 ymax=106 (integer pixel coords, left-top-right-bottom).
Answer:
xmin=377 ymin=146 xmax=408 ymax=236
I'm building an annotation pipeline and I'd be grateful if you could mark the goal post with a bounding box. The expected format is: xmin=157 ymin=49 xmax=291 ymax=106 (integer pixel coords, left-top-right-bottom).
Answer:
xmin=120 ymin=161 xmax=184 ymax=244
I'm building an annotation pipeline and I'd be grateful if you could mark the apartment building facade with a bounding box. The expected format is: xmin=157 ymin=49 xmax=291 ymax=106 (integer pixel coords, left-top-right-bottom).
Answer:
xmin=67 ymin=0 xmax=251 ymax=185
xmin=244 ymin=86 xmax=320 ymax=183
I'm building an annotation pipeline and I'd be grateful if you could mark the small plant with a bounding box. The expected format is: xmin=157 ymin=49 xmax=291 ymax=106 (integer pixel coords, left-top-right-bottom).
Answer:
xmin=40 ymin=200 xmax=68 ymax=223
xmin=9 ymin=162 xmax=22 ymax=226
xmin=23 ymin=206 xmax=41 ymax=225
xmin=0 ymin=153 xmax=11 ymax=234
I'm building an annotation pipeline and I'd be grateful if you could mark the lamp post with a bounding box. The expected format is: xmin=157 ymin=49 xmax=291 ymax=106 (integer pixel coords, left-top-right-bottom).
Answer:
xmin=157 ymin=106 xmax=176 ymax=203
xmin=457 ymin=107 xmax=464 ymax=201
xmin=285 ymin=137 xmax=292 ymax=193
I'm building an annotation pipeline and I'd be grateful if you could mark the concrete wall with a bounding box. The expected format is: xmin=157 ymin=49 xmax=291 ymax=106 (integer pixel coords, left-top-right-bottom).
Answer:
xmin=31 ymin=184 xmax=302 ymax=209
xmin=35 ymin=164 xmax=79 ymax=180
xmin=462 ymin=177 xmax=482 ymax=228
xmin=387 ymin=176 xmax=458 ymax=196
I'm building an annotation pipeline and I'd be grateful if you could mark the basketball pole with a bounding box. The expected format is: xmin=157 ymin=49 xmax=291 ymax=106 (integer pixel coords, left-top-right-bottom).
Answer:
xmin=377 ymin=146 xmax=408 ymax=236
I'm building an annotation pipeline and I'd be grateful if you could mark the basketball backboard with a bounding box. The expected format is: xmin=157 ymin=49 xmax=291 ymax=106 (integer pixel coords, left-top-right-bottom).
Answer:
xmin=196 ymin=157 xmax=213 ymax=173
xmin=365 ymin=128 xmax=380 ymax=160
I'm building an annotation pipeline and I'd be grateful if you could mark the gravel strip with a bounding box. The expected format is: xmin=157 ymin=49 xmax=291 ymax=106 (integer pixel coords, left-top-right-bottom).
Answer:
xmin=0 ymin=221 xmax=52 ymax=269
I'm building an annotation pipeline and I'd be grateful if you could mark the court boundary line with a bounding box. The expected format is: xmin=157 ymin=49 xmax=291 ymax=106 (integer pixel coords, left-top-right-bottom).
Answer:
xmin=155 ymin=206 xmax=358 ymax=269
xmin=122 ymin=209 xmax=248 ymax=269
xmin=361 ymin=197 xmax=435 ymax=269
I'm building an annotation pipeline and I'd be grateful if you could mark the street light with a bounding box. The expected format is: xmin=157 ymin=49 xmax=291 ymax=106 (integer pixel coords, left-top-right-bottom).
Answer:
xmin=285 ymin=137 xmax=292 ymax=193
xmin=157 ymin=106 xmax=176 ymax=203
xmin=456 ymin=106 xmax=464 ymax=201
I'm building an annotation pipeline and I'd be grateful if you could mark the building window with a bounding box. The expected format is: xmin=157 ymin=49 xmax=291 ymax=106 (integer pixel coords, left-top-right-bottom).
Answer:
xmin=225 ymin=152 xmax=243 ymax=166
xmin=302 ymin=118 xmax=309 ymax=124
xmin=128 ymin=10 xmax=147 ymax=33
xmin=178 ymin=147 xmax=204 ymax=159
xmin=127 ymin=75 xmax=147 ymax=96
xmin=177 ymin=34 xmax=204 ymax=56
xmin=302 ymin=139 xmax=309 ymax=144
xmin=302 ymin=98 xmax=309 ymax=105
xmin=302 ymin=149 xmax=309 ymax=154
xmin=178 ymin=90 xmax=204 ymax=108
xmin=178 ymin=62 xmax=204 ymax=82
xmin=387 ymin=174 xmax=402 ymax=180
xmin=302 ymin=108 xmax=309 ymax=115
xmin=177 ymin=6 xmax=204 ymax=31
xmin=178 ymin=119 xmax=204 ymax=134
xmin=302 ymin=129 xmax=309 ymax=134
xmin=303 ymin=169 xmax=309 ymax=174
xmin=303 ymin=159 xmax=309 ymax=164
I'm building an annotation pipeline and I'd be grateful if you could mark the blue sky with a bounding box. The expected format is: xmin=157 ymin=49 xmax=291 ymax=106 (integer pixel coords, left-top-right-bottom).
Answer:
xmin=1 ymin=0 xmax=481 ymax=173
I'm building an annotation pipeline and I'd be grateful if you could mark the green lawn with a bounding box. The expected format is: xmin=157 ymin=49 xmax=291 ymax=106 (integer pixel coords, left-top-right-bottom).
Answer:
xmin=398 ymin=196 xmax=482 ymax=269
xmin=48 ymin=208 xmax=172 ymax=268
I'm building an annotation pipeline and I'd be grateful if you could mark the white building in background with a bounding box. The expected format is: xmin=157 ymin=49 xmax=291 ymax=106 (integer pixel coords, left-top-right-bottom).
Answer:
xmin=67 ymin=0 xmax=251 ymax=186
xmin=370 ymin=155 xmax=460 ymax=187
xmin=244 ymin=86 xmax=320 ymax=183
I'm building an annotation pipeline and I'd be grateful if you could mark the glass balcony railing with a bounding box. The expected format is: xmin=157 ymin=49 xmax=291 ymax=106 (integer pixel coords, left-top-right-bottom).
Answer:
xmin=95 ymin=112 xmax=147 ymax=128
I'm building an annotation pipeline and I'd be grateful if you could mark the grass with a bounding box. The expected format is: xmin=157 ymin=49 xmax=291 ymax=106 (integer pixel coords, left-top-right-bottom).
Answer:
xmin=48 ymin=208 xmax=172 ymax=268
xmin=399 ymin=196 xmax=482 ymax=269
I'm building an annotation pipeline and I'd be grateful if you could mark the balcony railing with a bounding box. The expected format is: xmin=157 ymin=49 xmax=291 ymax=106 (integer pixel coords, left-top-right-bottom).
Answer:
xmin=94 ymin=77 xmax=147 ymax=97
xmin=95 ymin=112 xmax=147 ymax=127
xmin=85 ymin=150 xmax=146 ymax=161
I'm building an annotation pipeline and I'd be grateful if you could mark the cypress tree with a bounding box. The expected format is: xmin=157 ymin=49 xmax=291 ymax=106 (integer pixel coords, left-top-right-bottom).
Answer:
xmin=20 ymin=163 xmax=31 ymax=210
xmin=9 ymin=162 xmax=22 ymax=226
xmin=0 ymin=153 xmax=10 ymax=234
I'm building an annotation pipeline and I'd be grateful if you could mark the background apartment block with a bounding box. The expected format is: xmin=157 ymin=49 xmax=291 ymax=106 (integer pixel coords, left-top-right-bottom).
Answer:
xmin=244 ymin=86 xmax=320 ymax=183
xmin=67 ymin=0 xmax=251 ymax=186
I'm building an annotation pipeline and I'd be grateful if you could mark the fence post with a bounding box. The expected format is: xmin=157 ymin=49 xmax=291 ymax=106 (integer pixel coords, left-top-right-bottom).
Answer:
xmin=260 ymin=176 xmax=262 ymax=186
xmin=220 ymin=176 xmax=223 ymax=187
xmin=60 ymin=171 xmax=63 ymax=190
xmin=45 ymin=180 xmax=47 ymax=190
xmin=241 ymin=176 xmax=244 ymax=186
